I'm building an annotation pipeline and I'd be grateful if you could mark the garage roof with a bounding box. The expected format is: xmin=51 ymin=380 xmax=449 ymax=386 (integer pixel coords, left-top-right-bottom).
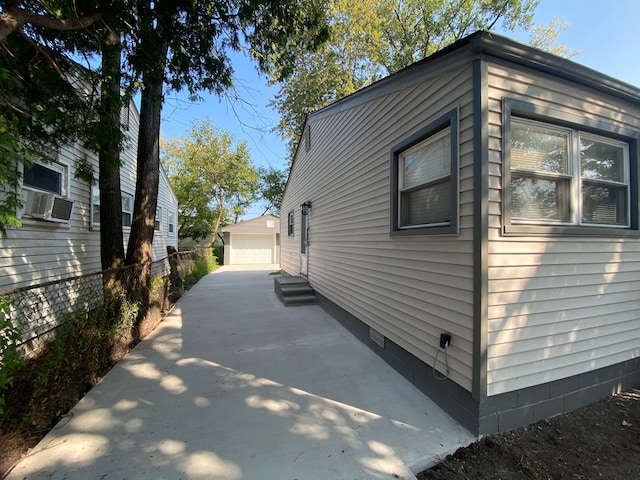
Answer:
xmin=221 ymin=214 xmax=280 ymax=233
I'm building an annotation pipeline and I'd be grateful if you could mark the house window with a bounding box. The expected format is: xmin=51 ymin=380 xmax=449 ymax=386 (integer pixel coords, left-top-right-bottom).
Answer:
xmin=122 ymin=193 xmax=133 ymax=227
xmin=92 ymin=187 xmax=134 ymax=227
xmin=92 ymin=186 xmax=100 ymax=224
xmin=23 ymin=162 xmax=66 ymax=196
xmin=168 ymin=211 xmax=176 ymax=235
xmin=121 ymin=104 xmax=130 ymax=131
xmin=508 ymin=118 xmax=630 ymax=228
xmin=155 ymin=206 xmax=162 ymax=231
xmin=391 ymin=109 xmax=458 ymax=235
xmin=304 ymin=125 xmax=311 ymax=152
xmin=288 ymin=211 xmax=294 ymax=236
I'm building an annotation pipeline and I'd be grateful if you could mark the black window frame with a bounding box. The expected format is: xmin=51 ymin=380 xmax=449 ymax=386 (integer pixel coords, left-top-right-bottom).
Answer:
xmin=390 ymin=108 xmax=459 ymax=236
xmin=503 ymin=98 xmax=639 ymax=237
xmin=287 ymin=210 xmax=294 ymax=236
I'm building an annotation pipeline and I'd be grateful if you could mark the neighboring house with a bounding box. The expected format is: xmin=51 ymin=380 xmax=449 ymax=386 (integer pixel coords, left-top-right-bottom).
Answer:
xmin=279 ymin=31 xmax=640 ymax=435
xmin=0 ymin=100 xmax=178 ymax=291
xmin=222 ymin=215 xmax=280 ymax=265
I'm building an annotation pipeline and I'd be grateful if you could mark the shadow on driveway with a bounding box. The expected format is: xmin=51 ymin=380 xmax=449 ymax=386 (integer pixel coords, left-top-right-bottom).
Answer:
xmin=7 ymin=266 xmax=474 ymax=480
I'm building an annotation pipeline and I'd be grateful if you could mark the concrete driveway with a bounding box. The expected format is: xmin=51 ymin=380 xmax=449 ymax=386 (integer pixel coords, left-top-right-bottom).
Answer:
xmin=7 ymin=265 xmax=474 ymax=480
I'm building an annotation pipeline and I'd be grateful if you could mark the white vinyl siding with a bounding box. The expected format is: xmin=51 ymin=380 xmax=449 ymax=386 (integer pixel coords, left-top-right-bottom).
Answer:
xmin=281 ymin=63 xmax=475 ymax=391
xmin=1 ymin=142 xmax=99 ymax=289
xmin=0 ymin=101 xmax=178 ymax=290
xmin=486 ymin=63 xmax=640 ymax=396
xmin=150 ymin=166 xmax=179 ymax=271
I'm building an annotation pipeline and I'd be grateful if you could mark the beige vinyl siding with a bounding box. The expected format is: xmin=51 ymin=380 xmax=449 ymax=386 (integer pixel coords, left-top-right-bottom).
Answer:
xmin=281 ymin=63 xmax=476 ymax=391
xmin=486 ymin=63 xmax=640 ymax=396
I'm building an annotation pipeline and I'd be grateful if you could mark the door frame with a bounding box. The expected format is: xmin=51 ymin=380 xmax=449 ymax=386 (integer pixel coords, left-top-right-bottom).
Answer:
xmin=300 ymin=201 xmax=311 ymax=276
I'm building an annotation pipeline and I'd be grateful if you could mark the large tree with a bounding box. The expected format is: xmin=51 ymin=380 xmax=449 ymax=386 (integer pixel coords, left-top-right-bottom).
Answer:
xmin=122 ymin=0 xmax=328 ymax=275
xmin=257 ymin=166 xmax=287 ymax=215
xmin=271 ymin=0 xmax=542 ymax=160
xmin=162 ymin=120 xmax=258 ymax=243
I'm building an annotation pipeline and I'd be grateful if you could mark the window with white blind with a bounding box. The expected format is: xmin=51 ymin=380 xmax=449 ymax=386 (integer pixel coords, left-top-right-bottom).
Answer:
xmin=391 ymin=109 xmax=458 ymax=235
xmin=509 ymin=118 xmax=630 ymax=228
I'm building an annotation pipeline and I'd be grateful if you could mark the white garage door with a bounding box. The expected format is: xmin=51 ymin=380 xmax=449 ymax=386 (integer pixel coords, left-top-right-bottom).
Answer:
xmin=230 ymin=234 xmax=275 ymax=264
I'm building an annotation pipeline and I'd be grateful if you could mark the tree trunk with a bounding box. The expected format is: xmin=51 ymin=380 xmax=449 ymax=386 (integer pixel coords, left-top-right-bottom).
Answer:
xmin=125 ymin=41 xmax=169 ymax=267
xmin=209 ymin=192 xmax=225 ymax=247
xmin=125 ymin=36 xmax=168 ymax=338
xmin=99 ymin=32 xmax=126 ymax=306
xmin=99 ymin=33 xmax=125 ymax=272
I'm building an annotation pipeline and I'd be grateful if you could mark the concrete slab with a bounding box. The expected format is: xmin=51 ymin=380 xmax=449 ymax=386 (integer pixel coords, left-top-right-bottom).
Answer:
xmin=7 ymin=265 xmax=475 ymax=480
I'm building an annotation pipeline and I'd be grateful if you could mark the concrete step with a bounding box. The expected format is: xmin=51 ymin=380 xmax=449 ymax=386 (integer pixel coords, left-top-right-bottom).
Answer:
xmin=274 ymin=275 xmax=317 ymax=306
xmin=282 ymin=294 xmax=318 ymax=306
xmin=282 ymin=285 xmax=315 ymax=296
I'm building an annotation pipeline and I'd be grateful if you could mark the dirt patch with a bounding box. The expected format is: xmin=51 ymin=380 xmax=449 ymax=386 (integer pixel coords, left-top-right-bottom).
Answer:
xmin=0 ymin=339 xmax=131 ymax=479
xmin=0 ymin=316 xmax=143 ymax=479
xmin=419 ymin=389 xmax=640 ymax=480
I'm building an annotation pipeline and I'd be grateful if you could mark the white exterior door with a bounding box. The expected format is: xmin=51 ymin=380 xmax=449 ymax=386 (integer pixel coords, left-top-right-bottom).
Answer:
xmin=230 ymin=234 xmax=275 ymax=264
xmin=300 ymin=207 xmax=309 ymax=276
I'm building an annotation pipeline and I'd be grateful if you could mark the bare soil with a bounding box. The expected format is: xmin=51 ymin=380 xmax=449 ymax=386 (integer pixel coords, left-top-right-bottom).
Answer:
xmin=419 ymin=389 xmax=640 ymax=480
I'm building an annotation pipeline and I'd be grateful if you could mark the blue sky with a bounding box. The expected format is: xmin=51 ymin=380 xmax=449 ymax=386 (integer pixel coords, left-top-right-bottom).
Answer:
xmin=159 ymin=0 xmax=639 ymax=217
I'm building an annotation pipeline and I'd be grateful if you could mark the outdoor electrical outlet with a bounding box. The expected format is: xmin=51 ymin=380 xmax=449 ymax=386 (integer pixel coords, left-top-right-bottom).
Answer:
xmin=440 ymin=333 xmax=452 ymax=349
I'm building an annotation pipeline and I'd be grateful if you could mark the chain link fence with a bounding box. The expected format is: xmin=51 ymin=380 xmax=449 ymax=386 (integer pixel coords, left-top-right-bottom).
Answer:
xmin=0 ymin=250 xmax=203 ymax=356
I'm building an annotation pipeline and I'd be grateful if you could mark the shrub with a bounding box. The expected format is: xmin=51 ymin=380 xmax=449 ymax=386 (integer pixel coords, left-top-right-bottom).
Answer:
xmin=0 ymin=297 xmax=25 ymax=417
xmin=0 ymin=294 xmax=143 ymax=432
xmin=184 ymin=247 xmax=217 ymax=289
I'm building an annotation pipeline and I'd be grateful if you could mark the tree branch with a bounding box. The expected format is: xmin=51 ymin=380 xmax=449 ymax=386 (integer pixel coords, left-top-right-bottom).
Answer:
xmin=0 ymin=5 xmax=103 ymax=42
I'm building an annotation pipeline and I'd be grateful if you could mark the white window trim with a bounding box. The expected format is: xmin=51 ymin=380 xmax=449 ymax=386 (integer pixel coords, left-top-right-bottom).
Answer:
xmin=168 ymin=211 xmax=176 ymax=235
xmin=22 ymin=161 xmax=69 ymax=197
xmin=121 ymin=192 xmax=133 ymax=228
xmin=92 ymin=188 xmax=135 ymax=228
xmin=155 ymin=206 xmax=162 ymax=232
xmin=91 ymin=185 xmax=100 ymax=226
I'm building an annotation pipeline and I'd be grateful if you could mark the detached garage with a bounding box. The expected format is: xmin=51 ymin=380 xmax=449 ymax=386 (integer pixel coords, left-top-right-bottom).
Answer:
xmin=222 ymin=215 xmax=280 ymax=265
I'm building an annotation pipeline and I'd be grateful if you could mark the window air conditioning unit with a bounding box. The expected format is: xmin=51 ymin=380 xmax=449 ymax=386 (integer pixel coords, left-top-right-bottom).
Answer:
xmin=28 ymin=192 xmax=74 ymax=223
